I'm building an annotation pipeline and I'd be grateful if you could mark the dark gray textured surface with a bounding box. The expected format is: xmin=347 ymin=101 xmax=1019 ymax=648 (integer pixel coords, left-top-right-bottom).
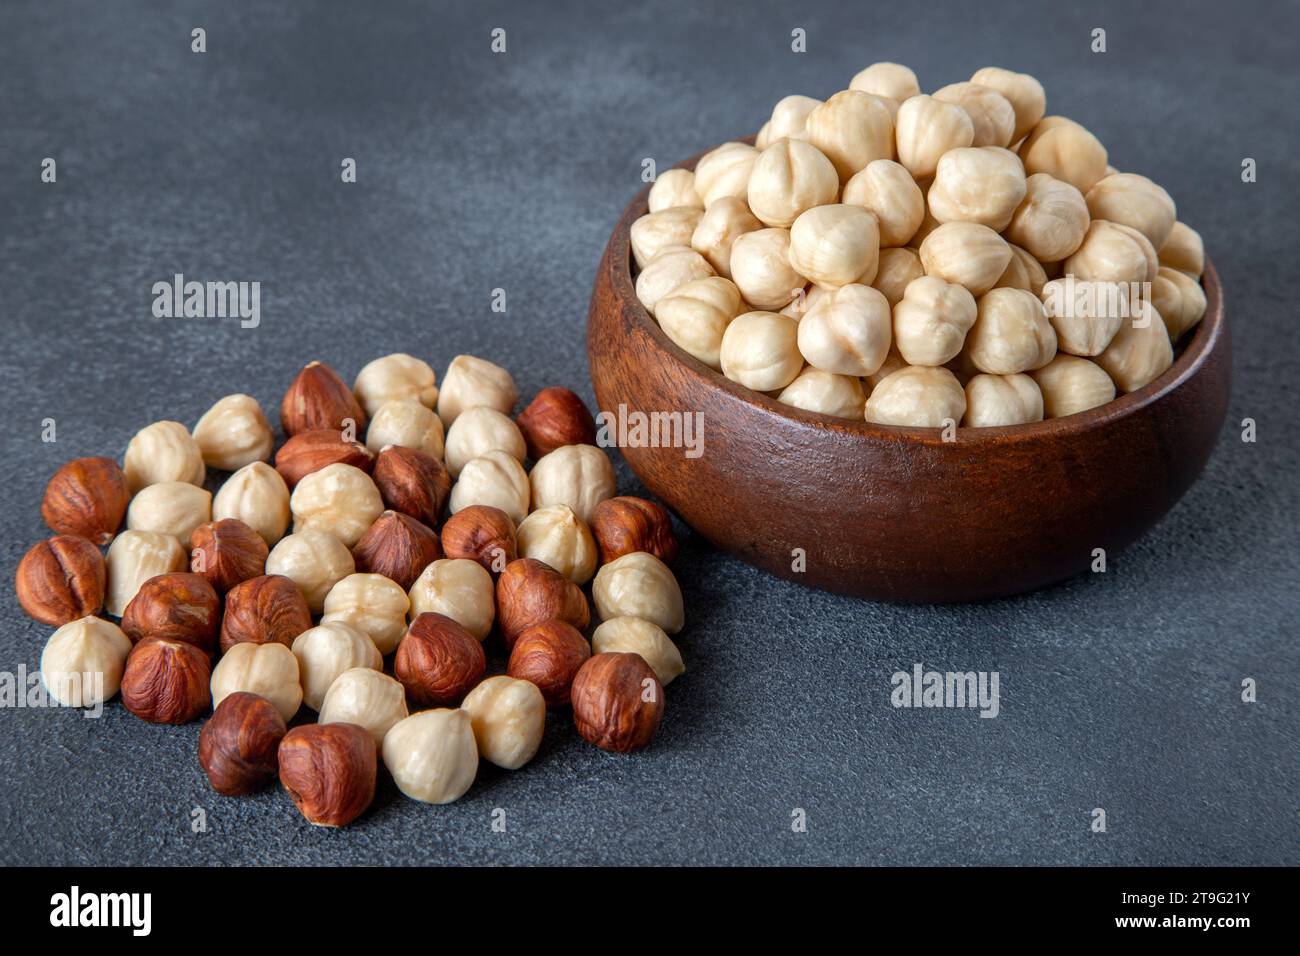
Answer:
xmin=1 ymin=0 xmax=1296 ymax=866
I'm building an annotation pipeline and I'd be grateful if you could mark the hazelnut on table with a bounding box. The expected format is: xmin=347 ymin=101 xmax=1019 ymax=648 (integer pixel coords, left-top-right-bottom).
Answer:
xmin=352 ymin=353 xmax=439 ymax=418
xmin=41 ymin=457 xmax=130 ymax=545
xmin=291 ymin=621 xmax=382 ymax=712
xmin=213 ymin=461 xmax=291 ymax=547
xmin=39 ymin=616 xmax=133 ymax=708
xmin=105 ymin=530 xmax=188 ymax=617
xmin=16 ymin=535 xmax=105 ymax=626
xmin=191 ymin=394 xmax=274 ymax=471
xmin=408 ymin=558 xmax=496 ymax=641
xmin=265 ymin=528 xmax=355 ymax=614
xmin=592 ymin=551 xmax=684 ymax=635
xmin=318 ymin=668 xmax=408 ymax=746
xmin=461 ymin=676 xmax=546 ymax=770
xmin=381 ymin=709 xmax=479 ymax=805
xmin=210 ymin=641 xmax=303 ymax=723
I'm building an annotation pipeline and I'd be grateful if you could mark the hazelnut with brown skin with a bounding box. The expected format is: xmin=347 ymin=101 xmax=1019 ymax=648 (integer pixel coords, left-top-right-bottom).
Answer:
xmin=15 ymin=535 xmax=105 ymax=626
xmin=274 ymin=428 xmax=375 ymax=488
xmin=280 ymin=361 xmax=368 ymax=437
xmin=278 ymin=723 xmax=376 ymax=827
xmin=393 ymin=612 xmax=486 ymax=707
xmin=219 ymin=574 xmax=312 ymax=653
xmin=120 ymin=636 xmax=212 ymax=724
xmin=198 ymin=692 xmax=287 ymax=795
xmin=351 ymin=510 xmax=442 ymax=591
xmin=371 ymin=445 xmax=450 ymax=527
xmin=589 ymin=496 xmax=678 ymax=566
xmin=507 ymin=620 xmax=591 ymax=707
xmin=515 ymin=387 xmax=598 ymax=459
xmin=41 ymin=457 xmax=130 ymax=545
xmin=440 ymin=505 xmax=516 ymax=574
xmin=571 ymin=653 xmax=664 ymax=753
xmin=495 ymin=558 xmax=590 ymax=649
xmin=121 ymin=572 xmax=221 ymax=653
xmin=190 ymin=519 xmax=268 ymax=593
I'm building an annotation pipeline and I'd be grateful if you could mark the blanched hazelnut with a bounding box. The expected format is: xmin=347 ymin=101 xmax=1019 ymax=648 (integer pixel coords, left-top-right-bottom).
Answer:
xmin=590 ymin=496 xmax=678 ymax=566
xmin=634 ymin=246 xmax=715 ymax=316
xmin=516 ymin=504 xmax=598 ymax=584
xmin=655 ymin=275 xmax=743 ymax=369
xmin=1151 ymin=266 xmax=1207 ymax=340
xmin=966 ymin=287 xmax=1057 ymax=374
xmin=352 ymin=353 xmax=439 ymax=418
xmin=872 ymin=247 xmax=925 ymax=305
xmin=864 ymin=347 xmax=909 ymax=392
xmin=352 ymin=510 xmax=443 ymax=591
xmin=797 ymin=284 xmax=892 ymax=376
xmin=437 ymin=354 xmax=518 ymax=427
xmin=849 ymin=61 xmax=920 ymax=104
xmin=210 ymin=641 xmax=303 ymax=722
xmin=720 ymin=310 xmax=803 ymax=391
xmin=788 ymin=203 xmax=881 ymax=288
xmin=647 ymin=167 xmax=702 ymax=213
xmin=592 ymin=551 xmax=684 ymax=635
xmin=919 ymin=221 xmax=1012 ymax=296
xmin=290 ymin=463 xmax=384 ymax=547
xmin=765 ymin=94 xmax=821 ymax=141
xmin=1041 ymin=277 xmax=1128 ymax=356
xmin=515 ymin=387 xmax=597 ymax=459
xmin=778 ymin=368 xmax=866 ymax=419
xmin=213 ymin=462 xmax=291 ymax=547
xmin=927 ymin=146 xmax=1027 ymax=231
xmin=1063 ymin=220 xmax=1158 ymax=284
xmin=40 ymin=616 xmax=132 ymax=707
xmin=690 ymin=196 xmax=762 ymax=278
xmin=528 ymin=443 xmax=616 ymax=524
xmin=192 ymin=394 xmax=274 ymax=471
xmin=969 ymin=67 xmax=1046 ymax=143
xmin=321 ymin=572 xmax=411 ymax=655
xmin=381 ymin=709 xmax=478 ymax=805
xmin=1085 ymin=172 xmax=1177 ymax=249
xmin=1005 ymin=173 xmax=1089 ymax=262
xmin=123 ymin=420 xmax=206 ymax=493
xmin=591 ymin=617 xmax=685 ymax=686
xmin=292 ymin=621 xmax=382 ymax=711
xmin=365 ymin=398 xmax=444 ymax=459
xmin=730 ymin=228 xmax=805 ymax=310
xmin=1158 ymin=221 xmax=1204 ymax=277
xmin=963 ymin=373 xmax=1044 ymax=427
xmin=1096 ymin=301 xmax=1174 ymax=393
xmin=319 ymin=668 xmax=408 ymax=746
xmin=461 ymin=676 xmax=546 ymax=770
xmin=933 ymin=82 xmax=1016 ymax=148
xmin=996 ymin=243 xmax=1049 ymax=296
xmin=507 ymin=619 xmax=591 ymax=707
xmin=408 ymin=558 xmax=495 ymax=641
xmin=692 ymin=141 xmax=758 ymax=207
xmin=105 ymin=530 xmax=187 ymax=617
xmin=126 ymin=480 xmax=212 ymax=545
xmin=1019 ymin=116 xmax=1109 ymax=193
xmin=444 ymin=406 xmax=526 ymax=479
xmin=892 ymin=275 xmax=978 ymax=366
xmin=864 ymin=365 xmax=967 ymax=427
xmin=805 ymin=90 xmax=894 ymax=183
xmin=1030 ymin=354 xmax=1117 ymax=418
xmin=121 ymin=635 xmax=211 ymax=724
xmin=630 ymin=206 xmax=705 ymax=270
xmin=894 ymin=94 xmax=975 ymax=179
xmin=842 ymin=159 xmax=925 ymax=247
xmin=746 ymin=138 xmax=839 ymax=228
xmin=449 ymin=449 xmax=530 ymax=524
xmin=265 ymin=528 xmax=355 ymax=613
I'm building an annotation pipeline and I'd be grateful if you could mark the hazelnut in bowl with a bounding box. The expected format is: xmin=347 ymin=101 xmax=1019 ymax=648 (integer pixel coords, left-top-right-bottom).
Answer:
xmin=587 ymin=121 xmax=1229 ymax=603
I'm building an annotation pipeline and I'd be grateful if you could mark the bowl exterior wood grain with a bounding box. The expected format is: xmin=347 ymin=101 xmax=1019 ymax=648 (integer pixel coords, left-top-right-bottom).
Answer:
xmin=588 ymin=148 xmax=1231 ymax=603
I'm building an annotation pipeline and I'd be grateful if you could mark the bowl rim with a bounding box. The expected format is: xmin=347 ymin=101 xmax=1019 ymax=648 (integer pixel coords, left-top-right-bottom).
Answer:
xmin=606 ymin=142 xmax=1225 ymax=446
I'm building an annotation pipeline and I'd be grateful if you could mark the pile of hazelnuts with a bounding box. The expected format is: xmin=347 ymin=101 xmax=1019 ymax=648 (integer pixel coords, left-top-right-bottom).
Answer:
xmin=15 ymin=353 xmax=686 ymax=827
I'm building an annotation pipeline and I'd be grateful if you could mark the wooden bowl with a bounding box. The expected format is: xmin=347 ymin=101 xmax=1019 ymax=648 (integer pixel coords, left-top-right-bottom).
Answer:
xmin=587 ymin=147 xmax=1231 ymax=603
